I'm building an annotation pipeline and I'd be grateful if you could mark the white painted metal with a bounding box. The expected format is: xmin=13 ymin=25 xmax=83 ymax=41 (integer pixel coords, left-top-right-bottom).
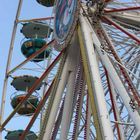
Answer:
xmin=40 ymin=54 xmax=52 ymax=129
xmin=103 ymin=16 xmax=140 ymax=46
xmin=42 ymin=36 xmax=80 ymax=140
xmin=92 ymin=36 xmax=140 ymax=131
xmin=72 ymin=80 xmax=85 ymax=140
xmin=79 ymin=15 xmax=114 ymax=140
xmin=109 ymin=12 xmax=140 ymax=30
xmin=59 ymin=74 xmax=75 ymax=140
xmin=86 ymin=97 xmax=92 ymax=140
xmin=133 ymin=131 xmax=140 ymax=140
xmin=60 ymin=43 xmax=80 ymax=140
xmin=109 ymin=78 xmax=126 ymax=140
xmin=80 ymin=15 xmax=140 ymax=131
xmin=0 ymin=0 xmax=23 ymax=139
xmin=42 ymin=57 xmax=69 ymax=140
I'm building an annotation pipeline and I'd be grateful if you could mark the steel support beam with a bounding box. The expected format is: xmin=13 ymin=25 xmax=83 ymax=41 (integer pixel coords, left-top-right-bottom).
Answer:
xmin=60 ymin=43 xmax=80 ymax=140
xmin=79 ymin=15 xmax=114 ymax=140
xmin=20 ymin=79 xmax=55 ymax=140
xmin=102 ymin=16 xmax=140 ymax=44
xmin=109 ymin=78 xmax=126 ymax=140
xmin=0 ymin=0 xmax=23 ymax=139
xmin=104 ymin=6 xmax=140 ymax=13
xmin=85 ymin=15 xmax=140 ymax=130
xmin=105 ymin=68 xmax=122 ymax=140
xmin=0 ymin=50 xmax=63 ymax=131
xmin=84 ymin=93 xmax=91 ymax=140
xmin=42 ymin=36 xmax=80 ymax=140
xmin=17 ymin=16 xmax=54 ymax=23
xmin=7 ymin=39 xmax=54 ymax=75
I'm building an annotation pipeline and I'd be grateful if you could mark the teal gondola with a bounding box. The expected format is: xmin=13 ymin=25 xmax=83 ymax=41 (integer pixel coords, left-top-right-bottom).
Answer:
xmin=11 ymin=94 xmax=39 ymax=115
xmin=21 ymin=38 xmax=51 ymax=62
xmin=5 ymin=130 xmax=37 ymax=140
xmin=36 ymin=0 xmax=55 ymax=7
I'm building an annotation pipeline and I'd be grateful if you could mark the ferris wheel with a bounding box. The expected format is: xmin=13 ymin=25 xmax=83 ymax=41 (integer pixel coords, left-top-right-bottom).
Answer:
xmin=0 ymin=0 xmax=140 ymax=140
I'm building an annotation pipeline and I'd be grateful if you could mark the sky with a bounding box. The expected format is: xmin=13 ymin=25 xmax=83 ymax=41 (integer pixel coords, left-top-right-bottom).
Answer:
xmin=0 ymin=0 xmax=53 ymax=138
xmin=0 ymin=1 xmax=18 ymax=91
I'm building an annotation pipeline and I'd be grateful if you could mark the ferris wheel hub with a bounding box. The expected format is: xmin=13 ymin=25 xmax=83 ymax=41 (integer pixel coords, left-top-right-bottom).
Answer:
xmin=53 ymin=0 xmax=79 ymax=51
xmin=86 ymin=0 xmax=105 ymax=25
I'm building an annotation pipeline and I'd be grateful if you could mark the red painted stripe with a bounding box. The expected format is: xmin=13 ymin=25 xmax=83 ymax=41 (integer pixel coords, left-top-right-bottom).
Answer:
xmin=104 ymin=6 xmax=140 ymax=13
